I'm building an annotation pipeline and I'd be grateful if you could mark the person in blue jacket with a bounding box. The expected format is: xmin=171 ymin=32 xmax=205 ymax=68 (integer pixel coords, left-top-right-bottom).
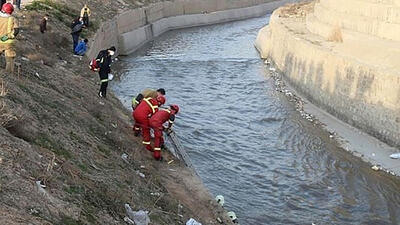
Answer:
xmin=74 ymin=38 xmax=88 ymax=56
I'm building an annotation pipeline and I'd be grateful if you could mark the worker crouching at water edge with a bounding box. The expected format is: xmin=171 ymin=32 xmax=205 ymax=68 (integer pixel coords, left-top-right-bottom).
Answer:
xmin=132 ymin=88 xmax=166 ymax=110
xmin=149 ymin=105 xmax=179 ymax=160
xmin=132 ymin=88 xmax=166 ymax=135
xmin=133 ymin=95 xmax=166 ymax=152
xmin=0 ymin=3 xmax=19 ymax=74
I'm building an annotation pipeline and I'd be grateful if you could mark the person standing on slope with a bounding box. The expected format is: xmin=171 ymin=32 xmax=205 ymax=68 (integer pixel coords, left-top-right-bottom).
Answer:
xmin=96 ymin=46 xmax=115 ymax=98
xmin=0 ymin=3 xmax=19 ymax=73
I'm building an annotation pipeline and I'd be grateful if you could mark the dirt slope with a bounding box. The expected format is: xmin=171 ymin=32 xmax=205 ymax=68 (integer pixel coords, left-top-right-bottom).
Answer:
xmin=0 ymin=0 xmax=232 ymax=224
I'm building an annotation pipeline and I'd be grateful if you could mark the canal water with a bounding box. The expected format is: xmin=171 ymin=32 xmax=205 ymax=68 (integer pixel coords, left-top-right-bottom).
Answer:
xmin=112 ymin=17 xmax=400 ymax=225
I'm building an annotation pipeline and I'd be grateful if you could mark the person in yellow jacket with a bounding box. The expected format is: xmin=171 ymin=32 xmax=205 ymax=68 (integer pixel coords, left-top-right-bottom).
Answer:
xmin=80 ymin=4 xmax=91 ymax=27
xmin=0 ymin=3 xmax=18 ymax=73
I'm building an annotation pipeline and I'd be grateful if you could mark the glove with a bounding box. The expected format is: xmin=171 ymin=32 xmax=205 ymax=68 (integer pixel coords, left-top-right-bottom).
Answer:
xmin=0 ymin=35 xmax=8 ymax=42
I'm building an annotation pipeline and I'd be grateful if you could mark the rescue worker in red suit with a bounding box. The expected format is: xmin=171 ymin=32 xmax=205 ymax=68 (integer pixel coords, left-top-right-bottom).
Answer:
xmin=132 ymin=88 xmax=166 ymax=136
xmin=149 ymin=105 xmax=179 ymax=160
xmin=133 ymin=95 xmax=166 ymax=151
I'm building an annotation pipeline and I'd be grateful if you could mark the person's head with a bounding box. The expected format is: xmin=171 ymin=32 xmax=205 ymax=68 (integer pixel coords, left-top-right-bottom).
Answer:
xmin=170 ymin=104 xmax=179 ymax=114
xmin=108 ymin=46 xmax=116 ymax=56
xmin=2 ymin=3 xmax=14 ymax=15
xmin=84 ymin=38 xmax=88 ymax=43
xmin=157 ymin=88 xmax=166 ymax=96
xmin=44 ymin=14 xmax=49 ymax=20
xmin=156 ymin=95 xmax=166 ymax=106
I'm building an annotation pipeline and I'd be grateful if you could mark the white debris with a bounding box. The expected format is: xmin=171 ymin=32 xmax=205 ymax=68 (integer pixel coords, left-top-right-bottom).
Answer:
xmin=186 ymin=218 xmax=202 ymax=225
xmin=35 ymin=180 xmax=47 ymax=196
xmin=269 ymin=67 xmax=276 ymax=72
xmin=390 ymin=153 xmax=400 ymax=159
xmin=136 ymin=170 xmax=145 ymax=178
xmin=150 ymin=192 xmax=161 ymax=196
xmin=121 ymin=153 xmax=129 ymax=163
xmin=123 ymin=216 xmax=135 ymax=224
xmin=215 ymin=195 xmax=225 ymax=207
xmin=34 ymin=72 xmax=40 ymax=78
xmin=371 ymin=165 xmax=380 ymax=171
xmin=125 ymin=204 xmax=150 ymax=225
xmin=227 ymin=211 xmax=237 ymax=222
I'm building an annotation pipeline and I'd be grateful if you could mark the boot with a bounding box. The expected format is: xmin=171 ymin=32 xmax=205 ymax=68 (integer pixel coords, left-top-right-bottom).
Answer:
xmin=5 ymin=57 xmax=15 ymax=74
xmin=153 ymin=151 xmax=161 ymax=160
xmin=145 ymin=145 xmax=154 ymax=152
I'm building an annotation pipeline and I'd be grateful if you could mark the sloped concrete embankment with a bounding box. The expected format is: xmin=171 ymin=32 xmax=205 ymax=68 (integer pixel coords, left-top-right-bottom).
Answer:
xmin=255 ymin=1 xmax=400 ymax=149
xmin=87 ymin=0 xmax=296 ymax=59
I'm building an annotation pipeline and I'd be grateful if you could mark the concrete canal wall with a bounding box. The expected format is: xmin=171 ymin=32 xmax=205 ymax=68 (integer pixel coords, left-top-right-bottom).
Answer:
xmin=87 ymin=0 xmax=296 ymax=59
xmin=255 ymin=1 xmax=400 ymax=148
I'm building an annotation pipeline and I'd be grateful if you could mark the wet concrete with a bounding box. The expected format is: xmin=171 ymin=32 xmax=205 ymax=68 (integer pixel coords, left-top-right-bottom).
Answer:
xmin=112 ymin=17 xmax=400 ymax=225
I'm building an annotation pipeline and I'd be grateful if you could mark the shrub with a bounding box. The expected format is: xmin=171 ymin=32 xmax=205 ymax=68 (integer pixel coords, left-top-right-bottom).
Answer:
xmin=0 ymin=79 xmax=17 ymax=127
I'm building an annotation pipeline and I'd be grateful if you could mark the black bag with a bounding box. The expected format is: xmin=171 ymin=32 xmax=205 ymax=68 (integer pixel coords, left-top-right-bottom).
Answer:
xmin=71 ymin=23 xmax=83 ymax=34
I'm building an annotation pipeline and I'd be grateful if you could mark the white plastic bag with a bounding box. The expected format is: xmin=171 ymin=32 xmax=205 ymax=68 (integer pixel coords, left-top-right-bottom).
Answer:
xmin=186 ymin=218 xmax=202 ymax=225
xmin=390 ymin=153 xmax=400 ymax=159
xmin=125 ymin=204 xmax=150 ymax=225
xmin=108 ymin=73 xmax=114 ymax=81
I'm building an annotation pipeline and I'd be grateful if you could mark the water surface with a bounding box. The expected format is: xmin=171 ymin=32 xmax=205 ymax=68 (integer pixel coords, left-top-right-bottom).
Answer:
xmin=112 ymin=17 xmax=400 ymax=225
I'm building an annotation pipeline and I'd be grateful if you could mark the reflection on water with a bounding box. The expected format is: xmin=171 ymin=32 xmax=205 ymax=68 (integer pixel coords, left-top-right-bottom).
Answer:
xmin=112 ymin=17 xmax=400 ymax=225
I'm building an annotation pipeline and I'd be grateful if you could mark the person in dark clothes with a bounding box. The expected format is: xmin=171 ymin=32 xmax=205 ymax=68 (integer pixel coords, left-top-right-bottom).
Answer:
xmin=40 ymin=14 xmax=48 ymax=33
xmin=70 ymin=17 xmax=83 ymax=53
xmin=96 ymin=46 xmax=116 ymax=98
xmin=0 ymin=0 xmax=6 ymax=9
xmin=15 ymin=0 xmax=20 ymax=9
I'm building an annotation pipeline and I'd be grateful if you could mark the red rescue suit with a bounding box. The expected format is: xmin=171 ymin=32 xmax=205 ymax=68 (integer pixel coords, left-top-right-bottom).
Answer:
xmin=149 ymin=108 xmax=175 ymax=159
xmin=133 ymin=97 xmax=159 ymax=150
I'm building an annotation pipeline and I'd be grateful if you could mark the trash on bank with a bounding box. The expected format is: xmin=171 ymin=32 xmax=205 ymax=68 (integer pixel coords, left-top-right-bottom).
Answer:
xmin=186 ymin=218 xmax=202 ymax=225
xmin=125 ymin=203 xmax=150 ymax=225
xmin=121 ymin=153 xmax=129 ymax=163
xmin=227 ymin=211 xmax=238 ymax=223
xmin=135 ymin=170 xmax=145 ymax=178
xmin=390 ymin=153 xmax=400 ymax=159
xmin=215 ymin=195 xmax=225 ymax=207
xmin=371 ymin=165 xmax=380 ymax=171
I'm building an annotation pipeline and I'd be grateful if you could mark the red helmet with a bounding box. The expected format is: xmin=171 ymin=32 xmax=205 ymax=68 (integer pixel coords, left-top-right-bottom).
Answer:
xmin=156 ymin=95 xmax=166 ymax=106
xmin=170 ymin=104 xmax=179 ymax=114
xmin=2 ymin=3 xmax=14 ymax=15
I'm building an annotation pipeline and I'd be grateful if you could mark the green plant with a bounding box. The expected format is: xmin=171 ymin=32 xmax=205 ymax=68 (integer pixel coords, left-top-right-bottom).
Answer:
xmin=34 ymin=134 xmax=72 ymax=159
xmin=26 ymin=0 xmax=78 ymax=22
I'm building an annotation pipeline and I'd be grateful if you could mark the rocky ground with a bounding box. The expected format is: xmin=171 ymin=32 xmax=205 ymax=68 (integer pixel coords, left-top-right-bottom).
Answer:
xmin=0 ymin=0 xmax=233 ymax=224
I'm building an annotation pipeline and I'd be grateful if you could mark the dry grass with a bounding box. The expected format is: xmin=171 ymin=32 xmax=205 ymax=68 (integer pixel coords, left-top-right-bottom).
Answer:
xmin=279 ymin=1 xmax=315 ymax=18
xmin=0 ymin=79 xmax=17 ymax=127
xmin=0 ymin=78 xmax=7 ymax=97
xmin=327 ymin=24 xmax=343 ymax=42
